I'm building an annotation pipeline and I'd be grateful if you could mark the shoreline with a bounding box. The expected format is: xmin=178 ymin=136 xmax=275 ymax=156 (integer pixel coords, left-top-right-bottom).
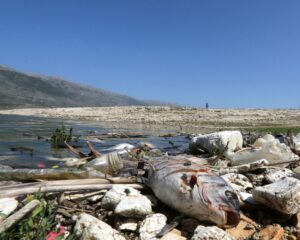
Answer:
xmin=1 ymin=106 xmax=300 ymax=133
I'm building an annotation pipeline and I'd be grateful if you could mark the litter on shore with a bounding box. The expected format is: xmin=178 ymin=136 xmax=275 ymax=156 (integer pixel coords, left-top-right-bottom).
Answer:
xmin=1 ymin=129 xmax=300 ymax=240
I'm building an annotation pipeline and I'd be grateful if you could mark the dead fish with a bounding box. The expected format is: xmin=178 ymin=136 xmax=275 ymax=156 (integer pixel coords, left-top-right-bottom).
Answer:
xmin=145 ymin=157 xmax=240 ymax=228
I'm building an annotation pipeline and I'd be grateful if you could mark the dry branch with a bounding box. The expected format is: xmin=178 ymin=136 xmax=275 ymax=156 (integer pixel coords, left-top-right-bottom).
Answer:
xmin=0 ymin=182 xmax=144 ymax=198
xmin=0 ymin=199 xmax=41 ymax=233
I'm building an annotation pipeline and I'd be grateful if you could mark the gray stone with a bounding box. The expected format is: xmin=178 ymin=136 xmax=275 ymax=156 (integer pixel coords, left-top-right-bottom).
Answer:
xmin=101 ymin=185 xmax=140 ymax=210
xmin=221 ymin=173 xmax=253 ymax=193
xmin=117 ymin=218 xmax=138 ymax=231
xmin=252 ymin=177 xmax=300 ymax=214
xmin=191 ymin=225 xmax=234 ymax=240
xmin=114 ymin=195 xmax=152 ymax=218
xmin=264 ymin=168 xmax=294 ymax=183
xmin=139 ymin=213 xmax=167 ymax=240
xmin=74 ymin=213 xmax=125 ymax=240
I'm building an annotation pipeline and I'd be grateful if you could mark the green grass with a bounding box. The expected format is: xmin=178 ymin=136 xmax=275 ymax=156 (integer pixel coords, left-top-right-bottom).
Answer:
xmin=242 ymin=126 xmax=300 ymax=135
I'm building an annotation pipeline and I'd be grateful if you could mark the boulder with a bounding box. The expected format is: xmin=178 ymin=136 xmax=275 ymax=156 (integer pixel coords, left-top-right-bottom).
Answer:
xmin=74 ymin=213 xmax=125 ymax=240
xmin=139 ymin=213 xmax=167 ymax=240
xmin=252 ymin=177 xmax=300 ymax=214
xmin=190 ymin=131 xmax=243 ymax=154
xmin=191 ymin=226 xmax=234 ymax=240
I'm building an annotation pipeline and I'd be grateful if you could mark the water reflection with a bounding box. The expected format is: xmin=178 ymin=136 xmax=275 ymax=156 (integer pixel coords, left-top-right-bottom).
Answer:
xmin=0 ymin=114 xmax=189 ymax=168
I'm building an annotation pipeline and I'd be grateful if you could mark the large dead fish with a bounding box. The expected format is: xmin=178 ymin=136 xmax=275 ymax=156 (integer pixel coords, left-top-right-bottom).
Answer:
xmin=145 ymin=157 xmax=240 ymax=228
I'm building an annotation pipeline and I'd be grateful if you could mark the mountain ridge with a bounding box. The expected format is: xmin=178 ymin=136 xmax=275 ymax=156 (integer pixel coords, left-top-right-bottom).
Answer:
xmin=0 ymin=65 xmax=170 ymax=109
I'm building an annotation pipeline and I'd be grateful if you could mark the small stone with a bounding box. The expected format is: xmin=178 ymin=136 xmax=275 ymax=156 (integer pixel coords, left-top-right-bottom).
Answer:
xmin=74 ymin=213 xmax=126 ymax=240
xmin=258 ymin=224 xmax=284 ymax=240
xmin=161 ymin=229 xmax=187 ymax=240
xmin=0 ymin=198 xmax=18 ymax=222
xmin=286 ymin=235 xmax=297 ymax=240
xmin=221 ymin=173 xmax=253 ymax=193
xmin=252 ymin=177 xmax=300 ymax=214
xmin=226 ymin=220 xmax=256 ymax=240
xmin=139 ymin=213 xmax=167 ymax=240
xmin=191 ymin=226 xmax=234 ymax=240
xmin=264 ymin=168 xmax=293 ymax=183
xmin=117 ymin=218 xmax=138 ymax=232
xmin=114 ymin=195 xmax=152 ymax=218
xmin=101 ymin=185 xmax=140 ymax=210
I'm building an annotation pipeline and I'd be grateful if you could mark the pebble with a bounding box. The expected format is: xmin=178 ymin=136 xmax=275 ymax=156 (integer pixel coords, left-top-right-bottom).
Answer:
xmin=139 ymin=213 xmax=167 ymax=240
xmin=191 ymin=226 xmax=234 ymax=240
xmin=114 ymin=195 xmax=152 ymax=218
xmin=101 ymin=185 xmax=140 ymax=210
xmin=74 ymin=213 xmax=125 ymax=240
xmin=258 ymin=224 xmax=285 ymax=240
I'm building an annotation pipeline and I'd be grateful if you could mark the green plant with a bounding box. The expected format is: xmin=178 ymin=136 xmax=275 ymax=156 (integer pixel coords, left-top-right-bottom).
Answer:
xmin=50 ymin=123 xmax=78 ymax=148
xmin=0 ymin=192 xmax=58 ymax=240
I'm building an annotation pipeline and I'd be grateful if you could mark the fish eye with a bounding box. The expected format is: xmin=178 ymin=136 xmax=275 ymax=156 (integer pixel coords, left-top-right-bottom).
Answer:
xmin=225 ymin=190 xmax=238 ymax=200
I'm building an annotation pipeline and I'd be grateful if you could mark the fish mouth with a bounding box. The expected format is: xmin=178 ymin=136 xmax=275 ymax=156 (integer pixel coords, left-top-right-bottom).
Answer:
xmin=223 ymin=209 xmax=240 ymax=228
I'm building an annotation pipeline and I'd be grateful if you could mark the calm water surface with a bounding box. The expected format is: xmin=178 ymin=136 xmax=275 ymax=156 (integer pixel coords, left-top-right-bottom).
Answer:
xmin=0 ymin=114 xmax=189 ymax=168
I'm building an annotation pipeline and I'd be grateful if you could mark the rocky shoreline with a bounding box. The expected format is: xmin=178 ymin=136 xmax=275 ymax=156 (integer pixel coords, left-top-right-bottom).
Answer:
xmin=1 ymin=106 xmax=300 ymax=133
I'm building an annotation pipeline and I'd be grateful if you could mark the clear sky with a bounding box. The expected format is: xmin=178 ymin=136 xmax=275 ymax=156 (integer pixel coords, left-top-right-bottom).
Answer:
xmin=0 ymin=1 xmax=299 ymax=108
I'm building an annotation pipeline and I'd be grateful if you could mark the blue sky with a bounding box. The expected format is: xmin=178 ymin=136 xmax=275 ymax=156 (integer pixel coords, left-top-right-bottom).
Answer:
xmin=0 ymin=1 xmax=299 ymax=108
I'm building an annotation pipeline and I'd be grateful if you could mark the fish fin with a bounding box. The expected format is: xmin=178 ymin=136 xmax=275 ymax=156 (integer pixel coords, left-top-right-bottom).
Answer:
xmin=156 ymin=214 xmax=185 ymax=238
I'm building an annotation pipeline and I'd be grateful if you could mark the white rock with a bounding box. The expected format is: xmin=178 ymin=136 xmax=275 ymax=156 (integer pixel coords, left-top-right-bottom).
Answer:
xmin=264 ymin=168 xmax=294 ymax=183
xmin=191 ymin=131 xmax=243 ymax=154
xmin=227 ymin=134 xmax=296 ymax=166
xmin=191 ymin=225 xmax=234 ymax=240
xmin=101 ymin=185 xmax=140 ymax=210
xmin=139 ymin=213 xmax=167 ymax=240
xmin=252 ymin=177 xmax=300 ymax=214
xmin=114 ymin=195 xmax=152 ymax=218
xmin=0 ymin=198 xmax=18 ymax=221
xmin=117 ymin=218 xmax=138 ymax=231
xmin=221 ymin=173 xmax=252 ymax=193
xmin=74 ymin=213 xmax=126 ymax=240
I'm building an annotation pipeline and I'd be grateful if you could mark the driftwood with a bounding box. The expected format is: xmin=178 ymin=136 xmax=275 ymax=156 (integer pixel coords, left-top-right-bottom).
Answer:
xmin=0 ymin=199 xmax=41 ymax=233
xmin=0 ymin=180 xmax=144 ymax=198
xmin=87 ymin=132 xmax=146 ymax=139
xmin=0 ymin=168 xmax=107 ymax=181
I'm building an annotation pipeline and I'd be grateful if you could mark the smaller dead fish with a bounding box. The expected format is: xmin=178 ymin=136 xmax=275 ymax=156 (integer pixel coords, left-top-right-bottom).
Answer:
xmin=145 ymin=157 xmax=240 ymax=228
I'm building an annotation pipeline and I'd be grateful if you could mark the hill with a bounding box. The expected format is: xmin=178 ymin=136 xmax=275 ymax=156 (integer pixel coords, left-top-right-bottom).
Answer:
xmin=0 ymin=65 xmax=157 ymax=108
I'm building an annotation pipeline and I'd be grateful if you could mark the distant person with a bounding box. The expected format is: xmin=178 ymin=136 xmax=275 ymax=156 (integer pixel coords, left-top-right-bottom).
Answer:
xmin=205 ymin=102 xmax=209 ymax=109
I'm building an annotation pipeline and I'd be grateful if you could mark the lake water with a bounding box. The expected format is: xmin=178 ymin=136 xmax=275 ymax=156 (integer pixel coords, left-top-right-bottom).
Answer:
xmin=0 ymin=114 xmax=189 ymax=168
